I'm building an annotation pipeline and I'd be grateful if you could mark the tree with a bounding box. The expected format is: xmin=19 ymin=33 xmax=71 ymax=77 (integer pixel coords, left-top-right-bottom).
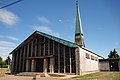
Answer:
xmin=0 ymin=56 xmax=2 ymax=61
xmin=0 ymin=56 xmax=5 ymax=68
xmin=108 ymin=49 xmax=119 ymax=59
xmin=5 ymin=56 xmax=11 ymax=65
xmin=4 ymin=56 xmax=11 ymax=69
xmin=108 ymin=51 xmax=113 ymax=58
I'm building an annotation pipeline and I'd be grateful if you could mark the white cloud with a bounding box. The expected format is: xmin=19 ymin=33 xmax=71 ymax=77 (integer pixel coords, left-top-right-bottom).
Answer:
xmin=0 ymin=41 xmax=16 ymax=60
xmin=0 ymin=35 xmax=19 ymax=41
xmin=33 ymin=26 xmax=52 ymax=33
xmin=0 ymin=9 xmax=19 ymax=25
xmin=0 ymin=47 xmax=14 ymax=58
xmin=8 ymin=36 xmax=19 ymax=41
xmin=58 ymin=19 xmax=63 ymax=23
xmin=38 ymin=16 xmax=50 ymax=24
xmin=33 ymin=26 xmax=60 ymax=37
xmin=0 ymin=41 xmax=16 ymax=47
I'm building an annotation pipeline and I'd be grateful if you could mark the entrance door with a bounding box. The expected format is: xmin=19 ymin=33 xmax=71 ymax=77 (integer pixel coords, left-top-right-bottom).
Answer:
xmin=47 ymin=58 xmax=50 ymax=72
xmin=36 ymin=59 xmax=43 ymax=72
xmin=109 ymin=61 xmax=119 ymax=71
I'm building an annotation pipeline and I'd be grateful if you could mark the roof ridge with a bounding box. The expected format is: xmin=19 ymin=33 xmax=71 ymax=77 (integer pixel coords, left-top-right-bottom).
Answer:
xmin=10 ymin=31 xmax=78 ymax=54
xmin=36 ymin=31 xmax=78 ymax=47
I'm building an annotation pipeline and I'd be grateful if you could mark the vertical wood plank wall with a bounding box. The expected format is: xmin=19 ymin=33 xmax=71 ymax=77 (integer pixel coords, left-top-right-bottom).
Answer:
xmin=12 ymin=35 xmax=76 ymax=74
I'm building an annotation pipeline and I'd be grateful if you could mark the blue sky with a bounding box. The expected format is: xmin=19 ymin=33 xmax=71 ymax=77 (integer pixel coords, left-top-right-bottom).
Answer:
xmin=0 ymin=0 xmax=120 ymax=59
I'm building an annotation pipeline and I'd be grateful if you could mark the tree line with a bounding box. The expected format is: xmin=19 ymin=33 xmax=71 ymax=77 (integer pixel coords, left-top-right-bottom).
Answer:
xmin=0 ymin=56 xmax=11 ymax=68
xmin=0 ymin=49 xmax=119 ymax=68
xmin=108 ymin=49 xmax=120 ymax=59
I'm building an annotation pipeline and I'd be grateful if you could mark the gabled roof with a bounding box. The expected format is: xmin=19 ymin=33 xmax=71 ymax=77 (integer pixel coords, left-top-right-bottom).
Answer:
xmin=9 ymin=31 xmax=103 ymax=59
xmin=36 ymin=31 xmax=78 ymax=47
xmin=10 ymin=31 xmax=78 ymax=54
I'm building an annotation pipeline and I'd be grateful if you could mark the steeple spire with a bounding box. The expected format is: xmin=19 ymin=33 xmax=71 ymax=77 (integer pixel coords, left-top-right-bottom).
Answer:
xmin=75 ymin=0 xmax=85 ymax=47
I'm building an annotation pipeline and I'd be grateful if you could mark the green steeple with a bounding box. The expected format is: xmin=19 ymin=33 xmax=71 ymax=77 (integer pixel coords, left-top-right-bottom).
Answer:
xmin=75 ymin=0 xmax=85 ymax=47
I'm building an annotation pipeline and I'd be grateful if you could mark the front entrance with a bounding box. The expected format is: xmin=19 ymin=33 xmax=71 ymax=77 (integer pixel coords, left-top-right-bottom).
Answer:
xmin=26 ymin=55 xmax=54 ymax=73
xmin=35 ymin=58 xmax=51 ymax=72
xmin=36 ymin=59 xmax=43 ymax=72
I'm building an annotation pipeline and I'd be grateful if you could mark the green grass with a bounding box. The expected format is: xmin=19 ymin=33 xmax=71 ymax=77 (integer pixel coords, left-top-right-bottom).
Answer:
xmin=74 ymin=72 xmax=120 ymax=80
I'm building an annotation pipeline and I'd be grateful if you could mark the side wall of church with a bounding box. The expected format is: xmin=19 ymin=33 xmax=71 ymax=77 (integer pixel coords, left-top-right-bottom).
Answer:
xmin=78 ymin=47 xmax=102 ymax=75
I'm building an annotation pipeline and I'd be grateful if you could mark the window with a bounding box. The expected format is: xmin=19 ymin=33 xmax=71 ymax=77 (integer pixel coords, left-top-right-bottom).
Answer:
xmin=86 ymin=53 xmax=90 ymax=59
xmin=95 ymin=57 xmax=98 ymax=61
xmin=91 ymin=55 xmax=94 ymax=60
xmin=40 ymin=36 xmax=44 ymax=56
xmin=28 ymin=43 xmax=31 ymax=57
xmin=71 ymin=48 xmax=76 ymax=73
xmin=65 ymin=46 xmax=70 ymax=73
xmin=60 ymin=44 xmax=64 ymax=73
xmin=54 ymin=42 xmax=58 ymax=73
xmin=32 ymin=40 xmax=35 ymax=57
xmin=36 ymin=37 xmax=40 ymax=56
xmin=45 ymin=37 xmax=48 ymax=56
xmin=40 ymin=44 xmax=44 ymax=56
xmin=50 ymin=40 xmax=53 ymax=55
xmin=25 ymin=46 xmax=28 ymax=57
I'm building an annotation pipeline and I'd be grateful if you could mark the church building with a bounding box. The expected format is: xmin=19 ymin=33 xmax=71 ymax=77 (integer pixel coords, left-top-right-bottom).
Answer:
xmin=10 ymin=1 xmax=103 ymax=75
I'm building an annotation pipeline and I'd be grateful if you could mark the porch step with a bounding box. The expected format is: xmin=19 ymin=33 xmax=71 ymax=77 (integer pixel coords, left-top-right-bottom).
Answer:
xmin=16 ymin=72 xmax=67 ymax=77
xmin=16 ymin=72 xmax=41 ymax=76
xmin=49 ymin=73 xmax=67 ymax=77
xmin=16 ymin=72 xmax=77 ymax=79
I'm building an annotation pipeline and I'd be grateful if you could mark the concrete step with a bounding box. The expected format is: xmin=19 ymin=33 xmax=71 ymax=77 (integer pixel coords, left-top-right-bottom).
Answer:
xmin=49 ymin=73 xmax=67 ymax=77
xmin=16 ymin=72 xmax=77 ymax=80
xmin=16 ymin=72 xmax=41 ymax=76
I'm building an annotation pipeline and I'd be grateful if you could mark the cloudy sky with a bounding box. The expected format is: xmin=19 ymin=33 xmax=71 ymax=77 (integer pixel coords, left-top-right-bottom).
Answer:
xmin=0 ymin=0 xmax=120 ymax=59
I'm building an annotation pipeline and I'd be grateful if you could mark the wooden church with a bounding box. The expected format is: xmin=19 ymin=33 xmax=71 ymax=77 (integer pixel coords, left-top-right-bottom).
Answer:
xmin=10 ymin=1 xmax=103 ymax=75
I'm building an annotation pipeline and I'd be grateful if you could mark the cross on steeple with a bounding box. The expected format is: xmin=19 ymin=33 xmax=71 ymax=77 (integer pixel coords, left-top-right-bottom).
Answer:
xmin=75 ymin=0 xmax=85 ymax=47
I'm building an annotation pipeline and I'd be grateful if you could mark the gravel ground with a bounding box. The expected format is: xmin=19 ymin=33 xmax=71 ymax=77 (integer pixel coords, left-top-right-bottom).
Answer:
xmin=0 ymin=75 xmax=33 ymax=80
xmin=0 ymin=75 xmax=73 ymax=80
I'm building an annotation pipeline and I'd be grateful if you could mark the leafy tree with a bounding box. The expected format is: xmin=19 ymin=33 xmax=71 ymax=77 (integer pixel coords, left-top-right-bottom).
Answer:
xmin=4 ymin=56 xmax=11 ymax=69
xmin=0 ymin=56 xmax=5 ymax=68
xmin=0 ymin=56 xmax=2 ymax=61
xmin=5 ymin=56 xmax=11 ymax=65
xmin=108 ymin=51 xmax=113 ymax=58
xmin=108 ymin=49 xmax=119 ymax=59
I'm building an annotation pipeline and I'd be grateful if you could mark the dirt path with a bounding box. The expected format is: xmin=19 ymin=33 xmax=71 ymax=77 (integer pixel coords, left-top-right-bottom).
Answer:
xmin=0 ymin=75 xmax=72 ymax=80
xmin=0 ymin=75 xmax=33 ymax=80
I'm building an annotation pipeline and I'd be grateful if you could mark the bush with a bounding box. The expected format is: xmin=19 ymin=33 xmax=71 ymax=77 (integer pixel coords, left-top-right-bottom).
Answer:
xmin=0 ymin=65 xmax=8 ymax=68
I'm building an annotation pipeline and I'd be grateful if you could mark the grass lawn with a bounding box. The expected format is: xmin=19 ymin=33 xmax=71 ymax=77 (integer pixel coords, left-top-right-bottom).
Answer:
xmin=0 ymin=68 xmax=10 ymax=77
xmin=74 ymin=72 xmax=120 ymax=80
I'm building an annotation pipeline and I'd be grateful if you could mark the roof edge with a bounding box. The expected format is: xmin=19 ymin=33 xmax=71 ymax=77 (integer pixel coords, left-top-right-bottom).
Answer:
xmin=81 ymin=46 xmax=104 ymax=59
xmin=9 ymin=31 xmax=78 ymax=54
